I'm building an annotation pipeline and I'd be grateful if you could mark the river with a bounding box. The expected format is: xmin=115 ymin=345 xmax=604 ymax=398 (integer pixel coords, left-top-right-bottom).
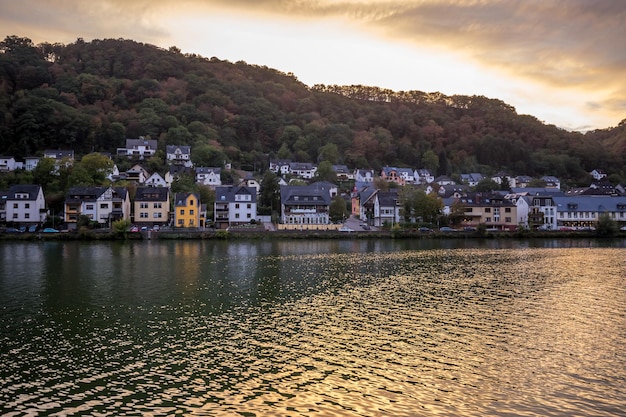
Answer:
xmin=1 ymin=238 xmax=625 ymax=416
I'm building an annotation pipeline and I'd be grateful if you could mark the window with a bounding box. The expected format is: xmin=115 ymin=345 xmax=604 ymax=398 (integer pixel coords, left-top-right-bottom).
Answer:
xmin=235 ymin=213 xmax=240 ymax=219
xmin=235 ymin=204 xmax=240 ymax=209
xmin=25 ymin=203 xmax=30 ymax=209
xmin=153 ymin=213 xmax=162 ymax=218
xmin=247 ymin=204 xmax=251 ymax=209
xmin=140 ymin=202 xmax=148 ymax=209
xmin=485 ymin=208 xmax=491 ymax=213
xmin=100 ymin=203 xmax=108 ymax=209
xmin=485 ymin=217 xmax=491 ymax=223
xmin=140 ymin=212 xmax=148 ymax=218
xmin=25 ymin=213 xmax=30 ymax=219
xmin=190 ymin=209 xmax=194 ymax=215
xmin=247 ymin=213 xmax=251 ymax=219
xmin=154 ymin=202 xmax=162 ymax=209
xmin=178 ymin=219 xmax=184 ymax=225
xmin=13 ymin=213 xmax=18 ymax=219
xmin=86 ymin=204 xmax=94 ymax=210
xmin=505 ymin=208 xmax=511 ymax=213
xmin=180 ymin=209 xmax=185 ymax=215
xmin=13 ymin=203 xmax=18 ymax=209
xmin=189 ymin=200 xmax=194 ymax=206
xmin=505 ymin=217 xmax=511 ymax=223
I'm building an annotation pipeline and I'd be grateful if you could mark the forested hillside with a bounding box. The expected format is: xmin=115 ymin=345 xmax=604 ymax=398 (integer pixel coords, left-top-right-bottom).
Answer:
xmin=1 ymin=35 xmax=625 ymax=185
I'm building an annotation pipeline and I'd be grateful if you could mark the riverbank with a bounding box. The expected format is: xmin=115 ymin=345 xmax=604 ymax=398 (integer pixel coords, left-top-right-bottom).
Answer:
xmin=2 ymin=228 xmax=625 ymax=241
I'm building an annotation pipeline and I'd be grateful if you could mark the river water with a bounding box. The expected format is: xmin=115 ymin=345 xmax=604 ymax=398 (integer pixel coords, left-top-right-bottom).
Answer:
xmin=1 ymin=239 xmax=625 ymax=416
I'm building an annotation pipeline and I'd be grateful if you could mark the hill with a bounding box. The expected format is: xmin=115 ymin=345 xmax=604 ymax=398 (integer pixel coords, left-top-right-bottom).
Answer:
xmin=1 ymin=35 xmax=625 ymax=185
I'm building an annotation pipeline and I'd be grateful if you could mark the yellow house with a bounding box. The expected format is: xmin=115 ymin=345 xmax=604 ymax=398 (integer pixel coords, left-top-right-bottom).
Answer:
xmin=174 ymin=192 xmax=200 ymax=228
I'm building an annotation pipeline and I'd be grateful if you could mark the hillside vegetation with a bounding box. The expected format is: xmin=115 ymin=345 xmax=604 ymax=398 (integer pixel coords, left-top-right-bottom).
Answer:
xmin=1 ymin=35 xmax=625 ymax=185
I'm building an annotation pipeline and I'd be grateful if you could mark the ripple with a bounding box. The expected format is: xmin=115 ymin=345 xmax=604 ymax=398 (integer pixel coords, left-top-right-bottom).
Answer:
xmin=1 ymin=245 xmax=625 ymax=415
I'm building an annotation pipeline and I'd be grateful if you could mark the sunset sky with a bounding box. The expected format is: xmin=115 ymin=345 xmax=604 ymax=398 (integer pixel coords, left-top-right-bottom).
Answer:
xmin=1 ymin=0 xmax=625 ymax=131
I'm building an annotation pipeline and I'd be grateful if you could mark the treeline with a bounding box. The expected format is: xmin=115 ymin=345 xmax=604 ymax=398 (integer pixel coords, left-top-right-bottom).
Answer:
xmin=1 ymin=35 xmax=625 ymax=186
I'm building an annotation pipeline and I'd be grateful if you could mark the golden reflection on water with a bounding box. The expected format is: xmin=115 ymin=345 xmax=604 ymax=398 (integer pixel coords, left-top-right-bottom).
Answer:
xmin=1 ymin=243 xmax=625 ymax=416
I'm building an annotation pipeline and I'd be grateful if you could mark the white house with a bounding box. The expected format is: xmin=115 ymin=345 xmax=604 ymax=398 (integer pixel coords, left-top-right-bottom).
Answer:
xmin=24 ymin=157 xmax=40 ymax=171
xmin=64 ymin=187 xmax=131 ymax=229
xmin=145 ymin=172 xmax=168 ymax=187
xmin=269 ymin=159 xmax=291 ymax=176
xmin=166 ymin=145 xmax=193 ymax=167
xmin=0 ymin=156 xmax=18 ymax=172
xmin=196 ymin=167 xmax=222 ymax=187
xmin=6 ymin=185 xmax=47 ymax=225
xmin=214 ymin=186 xmax=258 ymax=229
xmin=116 ymin=138 xmax=158 ymax=159
xmin=354 ymin=169 xmax=376 ymax=183
xmin=415 ymin=169 xmax=435 ymax=184
xmin=590 ymin=169 xmax=607 ymax=181
xmin=289 ymin=162 xmax=317 ymax=179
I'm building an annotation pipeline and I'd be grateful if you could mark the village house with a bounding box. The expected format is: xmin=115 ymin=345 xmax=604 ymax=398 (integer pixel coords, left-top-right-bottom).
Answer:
xmin=174 ymin=192 xmax=201 ymax=228
xmin=415 ymin=169 xmax=435 ymax=184
xmin=133 ymin=187 xmax=170 ymax=227
xmin=196 ymin=167 xmax=222 ymax=187
xmin=289 ymin=162 xmax=317 ymax=179
xmin=269 ymin=159 xmax=291 ymax=176
xmin=214 ymin=186 xmax=258 ymax=229
xmin=553 ymin=195 xmax=626 ymax=229
xmin=373 ymin=190 xmax=401 ymax=227
xmin=5 ymin=185 xmax=47 ymax=226
xmin=455 ymin=192 xmax=519 ymax=231
xmin=116 ymin=137 xmax=158 ymax=159
xmin=354 ymin=169 xmax=376 ymax=183
xmin=64 ymin=187 xmax=130 ymax=229
xmin=24 ymin=157 xmax=40 ymax=171
xmin=166 ymin=145 xmax=193 ymax=167
xmin=280 ymin=183 xmax=332 ymax=226
xmin=380 ymin=166 xmax=407 ymax=185
xmin=0 ymin=156 xmax=18 ymax=172
xmin=144 ymin=172 xmax=168 ymax=187
xmin=589 ymin=169 xmax=607 ymax=181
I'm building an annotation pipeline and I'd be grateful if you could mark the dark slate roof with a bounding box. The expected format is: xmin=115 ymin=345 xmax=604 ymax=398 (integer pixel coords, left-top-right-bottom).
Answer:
xmin=135 ymin=187 xmax=170 ymax=201
xmin=196 ymin=167 xmax=221 ymax=174
xmin=174 ymin=192 xmax=199 ymax=207
xmin=166 ymin=145 xmax=191 ymax=154
xmin=552 ymin=196 xmax=626 ymax=212
xmin=377 ymin=190 xmax=399 ymax=207
xmin=215 ymin=186 xmax=257 ymax=203
xmin=66 ymin=187 xmax=127 ymax=202
xmin=8 ymin=184 xmax=41 ymax=200
xmin=280 ymin=184 xmax=331 ymax=205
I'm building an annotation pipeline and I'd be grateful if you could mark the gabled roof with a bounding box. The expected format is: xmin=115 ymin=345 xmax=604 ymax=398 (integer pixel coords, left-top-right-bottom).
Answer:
xmin=166 ymin=145 xmax=191 ymax=154
xmin=552 ymin=195 xmax=626 ymax=212
xmin=280 ymin=184 xmax=331 ymax=205
xmin=215 ymin=186 xmax=257 ymax=203
xmin=174 ymin=192 xmax=200 ymax=207
xmin=377 ymin=190 xmax=399 ymax=207
xmin=44 ymin=150 xmax=74 ymax=159
xmin=125 ymin=138 xmax=157 ymax=148
xmin=196 ymin=167 xmax=221 ymax=174
xmin=7 ymin=184 xmax=42 ymax=200
xmin=66 ymin=186 xmax=127 ymax=202
xmin=135 ymin=187 xmax=170 ymax=201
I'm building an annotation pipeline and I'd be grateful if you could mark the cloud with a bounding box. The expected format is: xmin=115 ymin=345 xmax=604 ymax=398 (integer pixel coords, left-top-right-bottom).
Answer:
xmin=1 ymin=0 xmax=624 ymax=128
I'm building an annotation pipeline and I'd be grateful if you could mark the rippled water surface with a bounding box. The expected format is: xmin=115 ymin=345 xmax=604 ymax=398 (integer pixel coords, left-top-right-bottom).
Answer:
xmin=1 ymin=239 xmax=625 ymax=416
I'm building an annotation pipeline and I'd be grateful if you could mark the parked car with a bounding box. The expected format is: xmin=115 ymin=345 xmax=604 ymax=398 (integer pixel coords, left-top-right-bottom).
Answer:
xmin=2 ymin=227 xmax=21 ymax=233
xmin=42 ymin=228 xmax=59 ymax=233
xmin=439 ymin=227 xmax=456 ymax=232
xmin=129 ymin=226 xmax=139 ymax=233
xmin=152 ymin=225 xmax=160 ymax=231
xmin=418 ymin=227 xmax=433 ymax=232
xmin=28 ymin=225 xmax=38 ymax=233
xmin=621 ymin=226 xmax=626 ymax=231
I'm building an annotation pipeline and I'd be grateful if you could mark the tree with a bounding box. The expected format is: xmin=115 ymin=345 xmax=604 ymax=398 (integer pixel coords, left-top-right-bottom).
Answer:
xmin=329 ymin=196 xmax=349 ymax=223
xmin=474 ymin=178 xmax=499 ymax=192
xmin=259 ymin=170 xmax=280 ymax=213
xmin=596 ymin=213 xmax=618 ymax=236
xmin=314 ymin=161 xmax=337 ymax=183
xmin=421 ymin=149 xmax=439 ymax=173
xmin=78 ymin=152 xmax=114 ymax=184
